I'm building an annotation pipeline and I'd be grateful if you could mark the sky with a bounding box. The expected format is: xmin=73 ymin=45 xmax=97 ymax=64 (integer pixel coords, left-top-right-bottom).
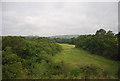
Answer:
xmin=2 ymin=2 xmax=118 ymax=36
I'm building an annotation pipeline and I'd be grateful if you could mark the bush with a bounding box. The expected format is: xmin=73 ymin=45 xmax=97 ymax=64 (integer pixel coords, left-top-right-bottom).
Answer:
xmin=79 ymin=64 xmax=103 ymax=79
xmin=2 ymin=36 xmax=62 ymax=79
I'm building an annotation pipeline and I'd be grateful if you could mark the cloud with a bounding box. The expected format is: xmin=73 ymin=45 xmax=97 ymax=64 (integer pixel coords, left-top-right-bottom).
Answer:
xmin=2 ymin=2 xmax=118 ymax=36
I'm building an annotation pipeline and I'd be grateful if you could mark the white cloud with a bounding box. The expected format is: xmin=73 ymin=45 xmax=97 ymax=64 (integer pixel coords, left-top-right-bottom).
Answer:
xmin=2 ymin=2 xmax=118 ymax=36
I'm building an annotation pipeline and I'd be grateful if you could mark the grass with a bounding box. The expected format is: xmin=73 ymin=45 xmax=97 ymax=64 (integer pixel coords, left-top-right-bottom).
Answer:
xmin=53 ymin=43 xmax=118 ymax=77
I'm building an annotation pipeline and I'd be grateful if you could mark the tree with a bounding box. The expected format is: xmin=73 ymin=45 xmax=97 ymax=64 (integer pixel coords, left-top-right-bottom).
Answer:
xmin=95 ymin=29 xmax=106 ymax=36
xmin=2 ymin=47 xmax=27 ymax=78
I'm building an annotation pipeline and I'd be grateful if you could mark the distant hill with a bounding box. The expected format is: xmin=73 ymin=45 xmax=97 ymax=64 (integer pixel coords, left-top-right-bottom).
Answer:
xmin=24 ymin=35 xmax=39 ymax=38
xmin=50 ymin=35 xmax=79 ymax=39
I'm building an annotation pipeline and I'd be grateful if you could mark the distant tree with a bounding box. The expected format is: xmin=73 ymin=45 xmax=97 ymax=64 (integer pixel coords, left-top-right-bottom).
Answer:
xmin=95 ymin=29 xmax=106 ymax=36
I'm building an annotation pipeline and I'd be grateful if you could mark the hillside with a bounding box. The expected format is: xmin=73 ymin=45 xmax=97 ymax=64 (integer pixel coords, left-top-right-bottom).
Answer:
xmin=50 ymin=35 xmax=79 ymax=38
xmin=53 ymin=43 xmax=118 ymax=78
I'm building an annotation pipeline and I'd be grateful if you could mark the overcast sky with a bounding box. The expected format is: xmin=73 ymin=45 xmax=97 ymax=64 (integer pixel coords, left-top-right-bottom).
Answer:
xmin=2 ymin=2 xmax=118 ymax=36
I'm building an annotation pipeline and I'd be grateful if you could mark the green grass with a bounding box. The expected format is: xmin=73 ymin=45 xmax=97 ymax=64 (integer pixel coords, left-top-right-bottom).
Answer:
xmin=53 ymin=43 xmax=118 ymax=77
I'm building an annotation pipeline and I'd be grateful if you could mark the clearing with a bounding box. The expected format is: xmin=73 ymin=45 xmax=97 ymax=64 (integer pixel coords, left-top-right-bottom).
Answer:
xmin=53 ymin=43 xmax=118 ymax=77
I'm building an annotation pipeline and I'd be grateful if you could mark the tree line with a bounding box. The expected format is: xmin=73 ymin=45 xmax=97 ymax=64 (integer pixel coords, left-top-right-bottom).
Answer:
xmin=52 ymin=29 xmax=119 ymax=61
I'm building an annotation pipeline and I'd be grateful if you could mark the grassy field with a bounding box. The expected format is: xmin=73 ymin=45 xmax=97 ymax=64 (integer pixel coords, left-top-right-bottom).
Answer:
xmin=53 ymin=43 xmax=118 ymax=77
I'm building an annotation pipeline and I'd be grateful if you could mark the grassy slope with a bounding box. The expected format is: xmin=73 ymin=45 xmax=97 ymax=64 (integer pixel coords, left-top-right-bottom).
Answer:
xmin=53 ymin=43 xmax=118 ymax=77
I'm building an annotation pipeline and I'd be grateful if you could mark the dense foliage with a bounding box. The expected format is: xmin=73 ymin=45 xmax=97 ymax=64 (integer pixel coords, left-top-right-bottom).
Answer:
xmin=75 ymin=29 xmax=118 ymax=61
xmin=2 ymin=36 xmax=62 ymax=79
xmin=53 ymin=29 xmax=119 ymax=61
xmin=2 ymin=29 xmax=119 ymax=79
xmin=52 ymin=38 xmax=75 ymax=44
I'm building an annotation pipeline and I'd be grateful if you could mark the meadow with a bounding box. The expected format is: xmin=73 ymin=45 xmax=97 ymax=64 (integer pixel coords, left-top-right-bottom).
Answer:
xmin=53 ymin=43 xmax=118 ymax=78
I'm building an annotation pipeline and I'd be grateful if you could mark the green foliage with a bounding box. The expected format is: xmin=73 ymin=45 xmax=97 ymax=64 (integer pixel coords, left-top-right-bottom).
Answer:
xmin=2 ymin=47 xmax=27 ymax=78
xmin=52 ymin=29 xmax=118 ymax=61
xmin=52 ymin=38 xmax=76 ymax=44
xmin=79 ymin=64 xmax=103 ymax=79
xmin=70 ymin=68 xmax=81 ymax=78
xmin=28 ymin=60 xmax=69 ymax=79
xmin=0 ymin=37 xmax=2 ymax=51
xmin=95 ymin=29 xmax=106 ymax=36
xmin=2 ymin=36 xmax=62 ymax=79
xmin=2 ymin=36 xmax=27 ymax=58
xmin=2 ymin=29 xmax=118 ymax=79
xmin=3 ymin=62 xmax=27 ymax=79
xmin=53 ymin=43 xmax=118 ymax=79
xmin=69 ymin=64 xmax=104 ymax=79
xmin=2 ymin=47 xmax=23 ymax=65
xmin=75 ymin=29 xmax=118 ymax=60
xmin=0 ymin=51 xmax=2 ymax=80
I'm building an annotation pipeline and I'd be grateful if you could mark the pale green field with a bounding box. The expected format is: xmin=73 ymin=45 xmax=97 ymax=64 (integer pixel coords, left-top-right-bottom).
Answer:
xmin=53 ymin=43 xmax=118 ymax=77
